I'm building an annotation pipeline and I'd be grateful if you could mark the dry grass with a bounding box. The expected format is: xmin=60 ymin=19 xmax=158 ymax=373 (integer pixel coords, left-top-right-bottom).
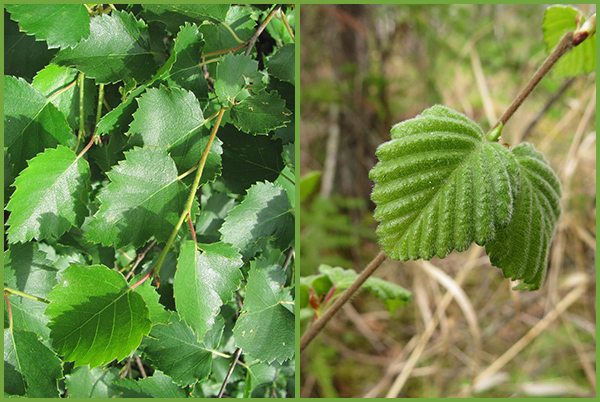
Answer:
xmin=300 ymin=4 xmax=596 ymax=398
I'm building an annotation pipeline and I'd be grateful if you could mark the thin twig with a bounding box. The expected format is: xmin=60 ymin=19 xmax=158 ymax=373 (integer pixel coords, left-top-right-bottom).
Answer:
xmin=153 ymin=108 xmax=226 ymax=277
xmin=281 ymin=8 xmax=295 ymax=41
xmin=4 ymin=287 xmax=50 ymax=304
xmin=125 ymin=239 xmax=158 ymax=281
xmin=300 ymin=250 xmax=387 ymax=352
xmin=187 ymin=213 xmax=197 ymax=243
xmin=245 ymin=5 xmax=282 ymax=56
xmin=218 ymin=348 xmax=243 ymax=398
xmin=282 ymin=247 xmax=295 ymax=271
xmin=134 ymin=355 xmax=148 ymax=379
xmin=490 ymin=31 xmax=574 ymax=132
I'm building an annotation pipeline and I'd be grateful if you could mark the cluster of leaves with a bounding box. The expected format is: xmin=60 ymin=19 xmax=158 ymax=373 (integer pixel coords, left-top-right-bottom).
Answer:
xmin=5 ymin=4 xmax=295 ymax=398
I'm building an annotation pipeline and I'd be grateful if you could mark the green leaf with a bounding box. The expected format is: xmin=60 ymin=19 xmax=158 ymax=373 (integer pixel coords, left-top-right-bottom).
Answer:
xmin=218 ymin=124 xmax=284 ymax=193
xmin=267 ymin=44 xmax=295 ymax=84
xmin=65 ymin=366 xmax=120 ymax=398
xmin=4 ymin=75 xmax=75 ymax=174
xmin=32 ymin=64 xmax=96 ymax=131
xmin=53 ymin=10 xmax=157 ymax=84
xmin=265 ymin=7 xmax=294 ymax=45
xmin=230 ymin=92 xmax=292 ymax=135
xmin=4 ymin=329 xmax=63 ymax=397
xmin=300 ymin=171 xmax=322 ymax=202
xmin=142 ymin=313 xmax=222 ymax=387
xmin=269 ymin=77 xmax=295 ymax=144
xmin=4 ymin=242 xmax=58 ymax=338
xmin=115 ymin=371 xmax=186 ymax=398
xmin=5 ymin=15 xmax=57 ymax=80
xmin=6 ymin=145 xmax=90 ymax=243
xmin=369 ymin=105 xmax=519 ymax=261
xmin=161 ymin=23 xmax=209 ymax=103
xmin=199 ymin=13 xmax=255 ymax=55
xmin=45 ymin=264 xmax=152 ymax=368
xmin=195 ymin=188 xmax=237 ymax=243
xmin=86 ymin=147 xmax=197 ymax=249
xmin=233 ymin=258 xmax=294 ymax=364
xmin=215 ymin=53 xmax=264 ymax=105
xmin=174 ymin=241 xmax=243 ymax=340
xmin=133 ymin=280 xmax=171 ymax=326
xmin=129 ymin=86 xmax=222 ymax=178
xmin=220 ymin=181 xmax=294 ymax=260
xmin=543 ymin=5 xmax=596 ymax=77
xmin=5 ymin=4 xmax=90 ymax=49
xmin=141 ymin=4 xmax=230 ymax=32
xmin=318 ymin=265 xmax=412 ymax=315
xmin=485 ymin=143 xmax=562 ymax=290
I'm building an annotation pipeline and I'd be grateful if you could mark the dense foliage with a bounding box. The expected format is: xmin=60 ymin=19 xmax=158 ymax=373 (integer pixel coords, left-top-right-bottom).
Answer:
xmin=5 ymin=4 xmax=295 ymax=398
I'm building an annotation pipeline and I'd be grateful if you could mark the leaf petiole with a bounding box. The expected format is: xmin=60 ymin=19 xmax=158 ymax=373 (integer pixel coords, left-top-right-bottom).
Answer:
xmin=4 ymin=287 xmax=50 ymax=304
xmin=153 ymin=107 xmax=226 ymax=277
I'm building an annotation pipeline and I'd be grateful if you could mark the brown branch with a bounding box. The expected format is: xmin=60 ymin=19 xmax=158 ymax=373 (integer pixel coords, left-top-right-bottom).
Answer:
xmin=245 ymin=5 xmax=282 ymax=56
xmin=217 ymin=347 xmax=243 ymax=398
xmin=300 ymin=250 xmax=387 ymax=352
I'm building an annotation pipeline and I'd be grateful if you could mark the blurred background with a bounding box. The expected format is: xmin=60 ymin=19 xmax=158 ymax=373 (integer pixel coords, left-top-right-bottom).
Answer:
xmin=300 ymin=4 xmax=596 ymax=398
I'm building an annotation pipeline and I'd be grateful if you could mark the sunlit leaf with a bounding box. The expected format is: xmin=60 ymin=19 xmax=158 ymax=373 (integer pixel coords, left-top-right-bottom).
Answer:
xmin=5 ymin=4 xmax=90 ymax=49
xmin=53 ymin=10 xmax=157 ymax=84
xmin=87 ymin=147 xmax=197 ymax=249
xmin=45 ymin=264 xmax=152 ymax=368
xmin=6 ymin=145 xmax=90 ymax=243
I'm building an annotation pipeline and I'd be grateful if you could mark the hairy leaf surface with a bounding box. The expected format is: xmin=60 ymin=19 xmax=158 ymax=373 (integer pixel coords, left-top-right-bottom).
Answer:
xmin=6 ymin=145 xmax=90 ymax=243
xmin=87 ymin=147 xmax=197 ymax=249
xmin=485 ymin=143 xmax=562 ymax=290
xmin=45 ymin=264 xmax=152 ymax=368
xmin=5 ymin=4 xmax=90 ymax=49
xmin=233 ymin=258 xmax=294 ymax=364
xmin=53 ymin=10 xmax=157 ymax=84
xmin=369 ymin=105 xmax=519 ymax=261
xmin=174 ymin=241 xmax=243 ymax=340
